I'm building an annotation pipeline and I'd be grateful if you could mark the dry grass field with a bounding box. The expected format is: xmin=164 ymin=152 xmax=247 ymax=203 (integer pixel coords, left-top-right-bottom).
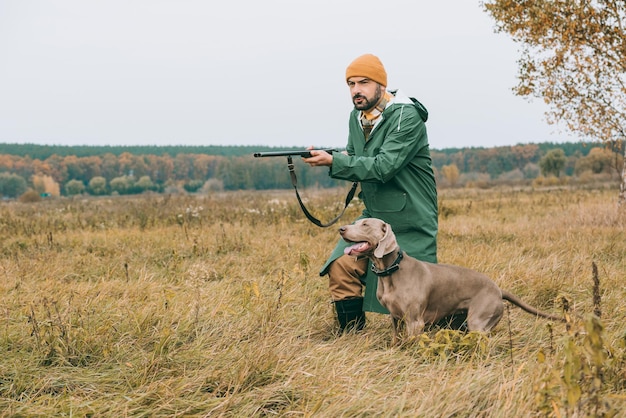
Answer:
xmin=1 ymin=185 xmax=625 ymax=417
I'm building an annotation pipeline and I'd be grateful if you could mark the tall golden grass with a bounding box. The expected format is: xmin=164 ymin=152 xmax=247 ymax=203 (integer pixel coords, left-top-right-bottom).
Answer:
xmin=1 ymin=186 xmax=625 ymax=417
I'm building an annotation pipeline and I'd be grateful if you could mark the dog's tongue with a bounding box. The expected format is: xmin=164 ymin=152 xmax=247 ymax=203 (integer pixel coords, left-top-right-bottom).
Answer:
xmin=344 ymin=242 xmax=369 ymax=256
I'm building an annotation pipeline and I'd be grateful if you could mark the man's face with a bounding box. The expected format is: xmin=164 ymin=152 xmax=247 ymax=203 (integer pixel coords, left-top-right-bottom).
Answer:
xmin=347 ymin=77 xmax=384 ymax=111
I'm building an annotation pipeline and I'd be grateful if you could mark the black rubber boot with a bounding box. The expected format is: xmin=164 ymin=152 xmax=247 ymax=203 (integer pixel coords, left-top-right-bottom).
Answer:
xmin=334 ymin=298 xmax=366 ymax=333
xmin=432 ymin=310 xmax=468 ymax=332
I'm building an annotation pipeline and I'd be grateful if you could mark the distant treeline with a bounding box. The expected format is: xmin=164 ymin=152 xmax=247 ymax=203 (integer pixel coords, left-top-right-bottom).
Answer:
xmin=0 ymin=143 xmax=281 ymax=160
xmin=431 ymin=142 xmax=601 ymax=177
xmin=0 ymin=141 xmax=595 ymax=161
xmin=0 ymin=141 xmax=620 ymax=199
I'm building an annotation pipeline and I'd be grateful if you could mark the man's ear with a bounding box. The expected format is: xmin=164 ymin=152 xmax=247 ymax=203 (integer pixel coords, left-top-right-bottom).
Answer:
xmin=374 ymin=223 xmax=396 ymax=258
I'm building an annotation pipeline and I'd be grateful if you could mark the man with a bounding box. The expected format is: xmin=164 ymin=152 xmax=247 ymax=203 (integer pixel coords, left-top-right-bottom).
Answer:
xmin=304 ymin=53 xmax=442 ymax=333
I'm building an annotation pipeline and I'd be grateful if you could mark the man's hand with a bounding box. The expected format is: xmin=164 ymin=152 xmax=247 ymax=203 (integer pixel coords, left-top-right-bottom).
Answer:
xmin=303 ymin=146 xmax=333 ymax=167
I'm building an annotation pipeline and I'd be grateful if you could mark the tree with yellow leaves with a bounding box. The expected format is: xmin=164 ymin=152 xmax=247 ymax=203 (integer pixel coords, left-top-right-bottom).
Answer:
xmin=441 ymin=163 xmax=461 ymax=186
xmin=483 ymin=0 xmax=626 ymax=206
xmin=32 ymin=174 xmax=61 ymax=197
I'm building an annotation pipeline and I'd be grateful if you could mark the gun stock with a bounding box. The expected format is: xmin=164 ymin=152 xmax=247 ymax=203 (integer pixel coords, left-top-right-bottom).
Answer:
xmin=253 ymin=149 xmax=338 ymax=158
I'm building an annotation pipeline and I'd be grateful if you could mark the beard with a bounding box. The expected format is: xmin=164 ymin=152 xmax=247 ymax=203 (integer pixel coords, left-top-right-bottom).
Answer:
xmin=352 ymin=85 xmax=383 ymax=111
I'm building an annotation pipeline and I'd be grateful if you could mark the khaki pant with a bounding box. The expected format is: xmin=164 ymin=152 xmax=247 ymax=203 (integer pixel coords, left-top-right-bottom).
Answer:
xmin=327 ymin=255 xmax=369 ymax=301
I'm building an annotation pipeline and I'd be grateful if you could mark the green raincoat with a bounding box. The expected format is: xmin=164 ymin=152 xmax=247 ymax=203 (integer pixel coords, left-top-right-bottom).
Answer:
xmin=320 ymin=89 xmax=438 ymax=313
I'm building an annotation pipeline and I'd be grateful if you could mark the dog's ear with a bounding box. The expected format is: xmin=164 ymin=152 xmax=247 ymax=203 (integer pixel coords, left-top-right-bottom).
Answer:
xmin=374 ymin=222 xmax=396 ymax=258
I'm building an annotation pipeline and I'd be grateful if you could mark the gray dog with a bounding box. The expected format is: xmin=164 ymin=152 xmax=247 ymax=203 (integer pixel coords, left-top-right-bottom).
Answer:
xmin=339 ymin=218 xmax=564 ymax=343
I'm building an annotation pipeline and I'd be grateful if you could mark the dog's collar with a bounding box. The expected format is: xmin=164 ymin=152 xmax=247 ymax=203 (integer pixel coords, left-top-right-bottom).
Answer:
xmin=371 ymin=249 xmax=404 ymax=277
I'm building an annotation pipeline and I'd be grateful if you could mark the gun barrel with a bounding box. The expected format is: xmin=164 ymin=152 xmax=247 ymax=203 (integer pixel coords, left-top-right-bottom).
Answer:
xmin=253 ymin=150 xmax=310 ymax=158
xmin=253 ymin=149 xmax=337 ymax=158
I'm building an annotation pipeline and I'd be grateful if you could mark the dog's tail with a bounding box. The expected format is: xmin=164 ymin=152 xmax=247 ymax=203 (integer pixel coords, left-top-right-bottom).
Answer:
xmin=501 ymin=290 xmax=565 ymax=322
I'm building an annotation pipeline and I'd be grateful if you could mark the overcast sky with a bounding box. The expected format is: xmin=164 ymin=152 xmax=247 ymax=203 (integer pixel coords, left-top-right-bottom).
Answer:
xmin=0 ymin=0 xmax=574 ymax=150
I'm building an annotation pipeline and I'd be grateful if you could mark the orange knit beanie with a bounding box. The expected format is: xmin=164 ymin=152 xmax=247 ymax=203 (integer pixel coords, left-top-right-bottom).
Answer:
xmin=345 ymin=54 xmax=387 ymax=86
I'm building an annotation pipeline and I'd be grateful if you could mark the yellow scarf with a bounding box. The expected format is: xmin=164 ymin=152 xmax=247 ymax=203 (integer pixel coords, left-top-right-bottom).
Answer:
xmin=360 ymin=91 xmax=392 ymax=140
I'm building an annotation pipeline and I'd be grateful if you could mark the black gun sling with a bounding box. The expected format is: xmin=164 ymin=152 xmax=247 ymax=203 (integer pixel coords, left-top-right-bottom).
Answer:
xmin=287 ymin=156 xmax=358 ymax=227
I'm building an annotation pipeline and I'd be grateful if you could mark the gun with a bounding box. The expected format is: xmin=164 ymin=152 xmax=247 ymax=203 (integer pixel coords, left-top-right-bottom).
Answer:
xmin=252 ymin=147 xmax=356 ymax=228
xmin=253 ymin=149 xmax=338 ymax=158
